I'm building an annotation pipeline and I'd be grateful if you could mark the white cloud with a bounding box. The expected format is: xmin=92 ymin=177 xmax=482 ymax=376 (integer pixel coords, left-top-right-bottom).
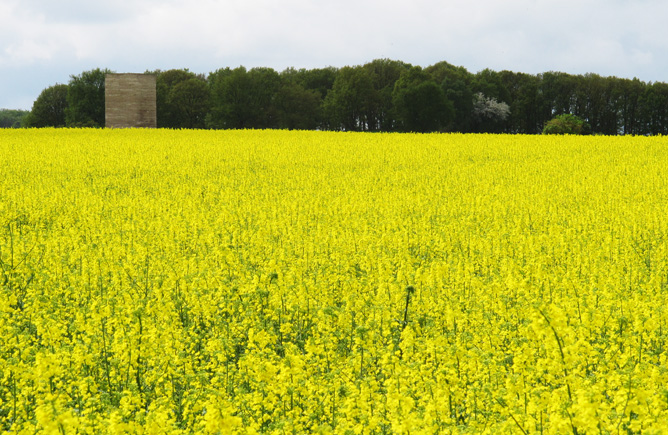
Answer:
xmin=3 ymin=0 xmax=668 ymax=109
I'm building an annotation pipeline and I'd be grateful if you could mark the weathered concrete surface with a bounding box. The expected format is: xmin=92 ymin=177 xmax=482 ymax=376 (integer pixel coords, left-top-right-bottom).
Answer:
xmin=105 ymin=74 xmax=157 ymax=128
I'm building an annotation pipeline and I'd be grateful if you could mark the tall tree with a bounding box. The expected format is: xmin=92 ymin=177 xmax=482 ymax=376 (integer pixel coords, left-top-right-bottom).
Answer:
xmin=274 ymin=82 xmax=321 ymax=130
xmin=154 ymin=69 xmax=207 ymax=128
xmin=471 ymin=69 xmax=511 ymax=132
xmin=363 ymin=59 xmax=411 ymax=131
xmin=169 ymin=78 xmax=210 ymax=129
xmin=499 ymin=71 xmax=544 ymax=134
xmin=616 ymin=77 xmax=644 ymax=135
xmin=282 ymin=67 xmax=337 ymax=100
xmin=323 ymin=66 xmax=377 ymax=131
xmin=392 ymin=66 xmax=454 ymax=133
xmin=208 ymin=67 xmax=281 ymax=129
xmin=539 ymin=71 xmax=578 ymax=117
xmin=473 ymin=69 xmax=511 ymax=103
xmin=280 ymin=67 xmax=336 ymax=129
xmin=24 ymin=84 xmax=69 ymax=128
xmin=427 ymin=61 xmax=475 ymax=132
xmin=574 ymin=73 xmax=621 ymax=135
xmin=639 ymin=82 xmax=668 ymax=135
xmin=66 ymin=68 xmax=111 ymax=127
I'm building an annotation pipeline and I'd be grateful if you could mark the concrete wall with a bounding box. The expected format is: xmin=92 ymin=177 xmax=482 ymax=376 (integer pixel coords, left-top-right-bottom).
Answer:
xmin=105 ymin=74 xmax=157 ymax=128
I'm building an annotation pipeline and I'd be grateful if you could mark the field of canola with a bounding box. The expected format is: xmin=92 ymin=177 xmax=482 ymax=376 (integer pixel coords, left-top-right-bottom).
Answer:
xmin=1 ymin=128 xmax=668 ymax=434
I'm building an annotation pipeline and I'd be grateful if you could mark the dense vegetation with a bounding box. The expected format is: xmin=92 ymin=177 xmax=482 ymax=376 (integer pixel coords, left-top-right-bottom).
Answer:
xmin=22 ymin=59 xmax=668 ymax=134
xmin=0 ymin=109 xmax=29 ymax=128
xmin=2 ymin=129 xmax=668 ymax=433
xmin=542 ymin=114 xmax=590 ymax=135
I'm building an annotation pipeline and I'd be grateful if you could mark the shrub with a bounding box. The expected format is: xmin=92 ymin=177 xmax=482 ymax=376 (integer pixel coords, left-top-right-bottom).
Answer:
xmin=543 ymin=113 xmax=590 ymax=135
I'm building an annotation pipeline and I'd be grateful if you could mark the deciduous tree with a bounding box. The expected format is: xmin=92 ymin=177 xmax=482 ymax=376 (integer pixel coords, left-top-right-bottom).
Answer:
xmin=323 ymin=66 xmax=377 ymax=131
xmin=471 ymin=92 xmax=510 ymax=133
xmin=363 ymin=59 xmax=411 ymax=131
xmin=208 ymin=67 xmax=281 ymax=129
xmin=66 ymin=68 xmax=110 ymax=127
xmin=24 ymin=84 xmax=69 ymax=127
xmin=392 ymin=67 xmax=454 ymax=133
xmin=274 ymin=82 xmax=321 ymax=130
xmin=0 ymin=108 xmax=30 ymax=128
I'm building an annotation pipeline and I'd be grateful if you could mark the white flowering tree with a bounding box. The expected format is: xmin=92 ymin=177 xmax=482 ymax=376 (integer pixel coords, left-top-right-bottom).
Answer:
xmin=471 ymin=92 xmax=510 ymax=132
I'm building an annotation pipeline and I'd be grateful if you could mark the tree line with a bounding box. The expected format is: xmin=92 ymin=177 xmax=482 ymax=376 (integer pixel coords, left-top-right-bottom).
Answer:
xmin=0 ymin=109 xmax=29 ymax=128
xmin=20 ymin=59 xmax=668 ymax=135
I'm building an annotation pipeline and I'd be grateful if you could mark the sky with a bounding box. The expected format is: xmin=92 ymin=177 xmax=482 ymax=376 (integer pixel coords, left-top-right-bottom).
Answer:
xmin=2 ymin=0 xmax=668 ymax=110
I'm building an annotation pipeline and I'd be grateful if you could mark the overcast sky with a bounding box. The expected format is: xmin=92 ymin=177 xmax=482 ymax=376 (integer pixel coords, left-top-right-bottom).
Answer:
xmin=2 ymin=0 xmax=668 ymax=110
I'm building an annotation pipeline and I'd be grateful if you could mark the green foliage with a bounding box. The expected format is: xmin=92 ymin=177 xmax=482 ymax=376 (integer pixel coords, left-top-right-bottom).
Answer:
xmin=155 ymin=70 xmax=209 ymax=129
xmin=0 ymin=109 xmax=30 ymax=128
xmin=170 ymin=79 xmax=210 ymax=129
xmin=274 ymin=82 xmax=321 ymax=130
xmin=427 ymin=62 xmax=475 ymax=132
xmin=323 ymin=66 xmax=377 ymax=131
xmin=65 ymin=68 xmax=111 ymax=127
xmin=24 ymin=59 xmax=668 ymax=134
xmin=363 ymin=59 xmax=411 ymax=131
xmin=23 ymin=84 xmax=68 ymax=128
xmin=499 ymin=71 xmax=542 ymax=134
xmin=542 ymin=113 xmax=590 ymax=135
xmin=278 ymin=67 xmax=336 ymax=129
xmin=208 ymin=67 xmax=281 ymax=129
xmin=392 ymin=67 xmax=454 ymax=133
xmin=281 ymin=67 xmax=337 ymax=101
xmin=471 ymin=92 xmax=511 ymax=133
xmin=640 ymin=82 xmax=668 ymax=135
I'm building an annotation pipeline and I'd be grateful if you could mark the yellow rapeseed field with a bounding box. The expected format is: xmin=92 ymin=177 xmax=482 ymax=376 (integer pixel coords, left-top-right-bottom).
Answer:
xmin=1 ymin=128 xmax=668 ymax=434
